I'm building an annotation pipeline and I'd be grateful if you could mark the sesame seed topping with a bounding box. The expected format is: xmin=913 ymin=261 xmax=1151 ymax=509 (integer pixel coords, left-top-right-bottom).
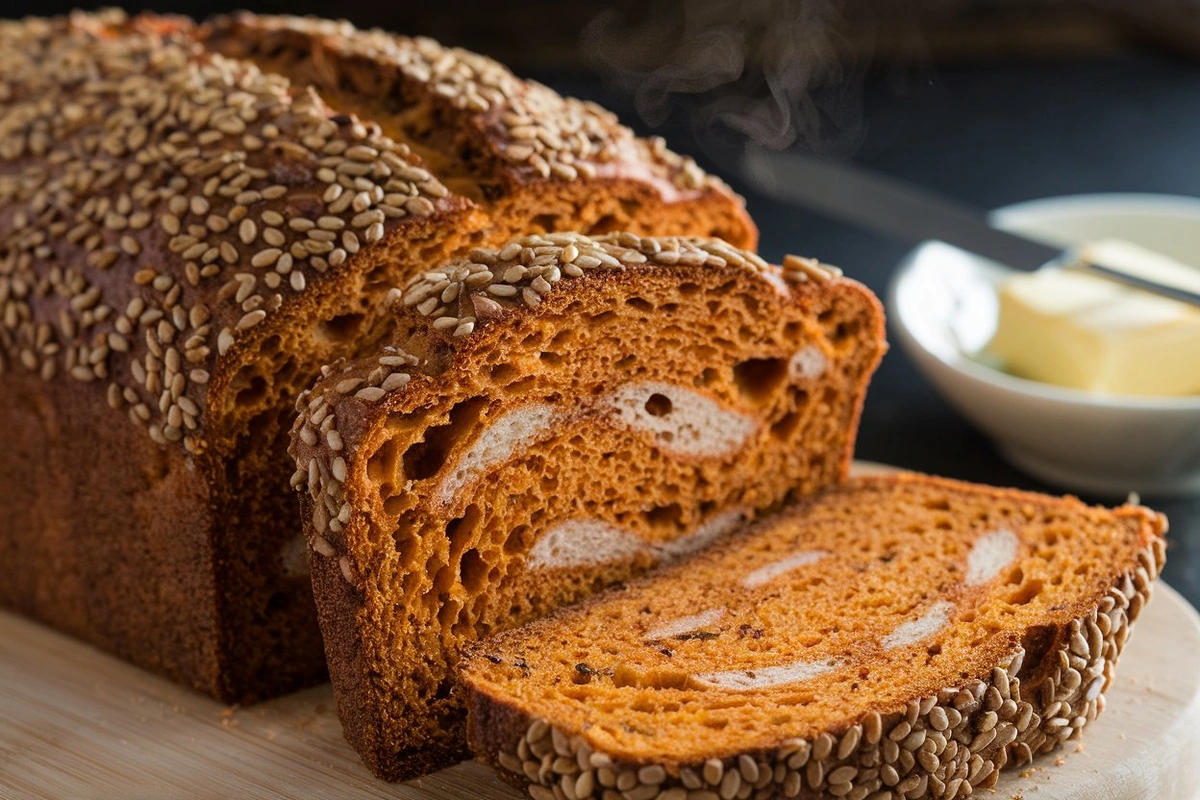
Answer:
xmin=394 ymin=233 xmax=787 ymax=341
xmin=209 ymin=13 xmax=725 ymax=195
xmin=0 ymin=11 xmax=452 ymax=453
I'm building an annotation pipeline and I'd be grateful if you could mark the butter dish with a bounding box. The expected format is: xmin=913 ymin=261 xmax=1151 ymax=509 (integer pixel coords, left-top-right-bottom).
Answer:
xmin=888 ymin=193 xmax=1200 ymax=497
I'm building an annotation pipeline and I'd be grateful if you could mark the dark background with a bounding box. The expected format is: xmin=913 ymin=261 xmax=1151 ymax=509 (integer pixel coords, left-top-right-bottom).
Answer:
xmin=5 ymin=0 xmax=1199 ymax=601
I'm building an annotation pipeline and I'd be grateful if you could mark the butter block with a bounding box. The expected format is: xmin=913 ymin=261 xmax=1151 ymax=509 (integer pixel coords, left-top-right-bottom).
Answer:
xmin=987 ymin=239 xmax=1200 ymax=396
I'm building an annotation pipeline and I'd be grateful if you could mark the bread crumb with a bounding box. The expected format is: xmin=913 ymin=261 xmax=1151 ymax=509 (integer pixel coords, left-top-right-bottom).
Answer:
xmin=1054 ymin=756 xmax=1065 ymax=766
xmin=1075 ymin=743 xmax=1085 ymax=753
xmin=1020 ymin=769 xmax=1034 ymax=778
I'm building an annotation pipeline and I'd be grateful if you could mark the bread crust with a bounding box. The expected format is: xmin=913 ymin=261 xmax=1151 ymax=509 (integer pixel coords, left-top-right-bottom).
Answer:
xmin=460 ymin=474 xmax=1168 ymax=800
xmin=201 ymin=13 xmax=758 ymax=250
xmin=0 ymin=11 xmax=753 ymax=701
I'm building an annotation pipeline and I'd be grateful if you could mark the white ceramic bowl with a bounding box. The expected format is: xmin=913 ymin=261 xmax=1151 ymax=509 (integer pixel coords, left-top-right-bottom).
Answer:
xmin=888 ymin=193 xmax=1200 ymax=498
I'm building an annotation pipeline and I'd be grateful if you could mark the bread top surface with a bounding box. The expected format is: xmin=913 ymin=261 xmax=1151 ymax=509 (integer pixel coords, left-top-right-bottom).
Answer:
xmin=0 ymin=10 xmax=469 ymax=455
xmin=459 ymin=473 xmax=1166 ymax=765
xmin=200 ymin=13 xmax=734 ymax=203
xmin=0 ymin=10 xmax=752 ymax=461
xmin=288 ymin=231 xmax=864 ymax=538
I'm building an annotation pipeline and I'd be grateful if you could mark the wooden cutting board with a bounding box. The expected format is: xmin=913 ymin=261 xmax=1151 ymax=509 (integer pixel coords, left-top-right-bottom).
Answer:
xmin=3 ymin=463 xmax=1200 ymax=800
xmin=3 ymin=586 xmax=1198 ymax=800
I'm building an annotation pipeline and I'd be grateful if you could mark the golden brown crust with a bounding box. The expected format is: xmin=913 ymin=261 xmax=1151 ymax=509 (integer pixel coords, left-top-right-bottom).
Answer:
xmin=290 ymin=234 xmax=886 ymax=779
xmin=201 ymin=13 xmax=758 ymax=249
xmin=461 ymin=474 xmax=1167 ymax=800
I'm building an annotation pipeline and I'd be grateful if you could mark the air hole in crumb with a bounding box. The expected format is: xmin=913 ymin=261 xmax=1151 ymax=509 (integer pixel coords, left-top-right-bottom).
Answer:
xmin=235 ymin=375 xmax=269 ymax=406
xmin=645 ymin=503 xmax=683 ymax=528
xmin=587 ymin=214 xmax=620 ymax=235
xmin=393 ymin=529 xmax=417 ymax=561
xmin=694 ymin=367 xmax=719 ymax=388
xmin=437 ymin=600 xmax=460 ymax=632
xmin=833 ymin=320 xmax=860 ymax=344
xmin=626 ymin=297 xmax=653 ymax=312
xmin=431 ymin=563 xmax=454 ymax=596
xmin=1008 ymin=579 xmax=1044 ymax=606
xmin=504 ymin=524 xmax=531 ymax=555
xmin=679 ymin=282 xmax=701 ymax=296
xmin=402 ymin=397 xmax=486 ymax=480
xmin=260 ymin=335 xmax=282 ymax=357
xmin=447 ymin=504 xmax=481 ymax=557
xmin=590 ymin=310 xmax=617 ymax=325
xmin=771 ymin=411 xmax=801 ymax=440
xmin=614 ymin=354 xmax=637 ymax=371
xmin=315 ymin=312 xmax=364 ymax=343
xmin=739 ymin=293 xmax=760 ymax=314
xmin=368 ymin=438 xmax=402 ymax=483
xmin=1007 ymin=567 xmax=1025 ymax=585
xmin=532 ymin=213 xmax=557 ymax=232
xmin=490 ymin=363 xmax=517 ymax=382
xmin=733 ymin=357 xmax=787 ymax=404
xmin=460 ymin=549 xmax=488 ymax=593
xmin=539 ymin=351 xmax=562 ymax=365
xmin=644 ymin=393 xmax=673 ymax=417
xmin=924 ymin=497 xmax=951 ymax=511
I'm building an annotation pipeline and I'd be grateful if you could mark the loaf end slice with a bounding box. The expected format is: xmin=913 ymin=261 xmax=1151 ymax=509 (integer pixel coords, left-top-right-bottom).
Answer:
xmin=289 ymin=232 xmax=885 ymax=779
xmin=0 ymin=9 xmax=492 ymax=701
xmin=461 ymin=473 xmax=1167 ymax=800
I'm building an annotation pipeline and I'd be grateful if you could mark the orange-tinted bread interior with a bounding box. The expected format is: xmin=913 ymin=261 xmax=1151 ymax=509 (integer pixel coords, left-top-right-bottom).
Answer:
xmin=291 ymin=236 xmax=885 ymax=778
xmin=462 ymin=474 xmax=1164 ymax=786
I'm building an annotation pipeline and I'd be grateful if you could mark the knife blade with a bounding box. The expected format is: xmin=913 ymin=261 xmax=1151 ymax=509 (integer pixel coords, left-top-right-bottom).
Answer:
xmin=742 ymin=148 xmax=1200 ymax=307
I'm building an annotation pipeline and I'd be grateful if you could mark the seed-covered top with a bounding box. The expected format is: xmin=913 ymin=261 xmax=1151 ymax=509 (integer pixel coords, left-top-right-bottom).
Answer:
xmin=208 ymin=13 xmax=716 ymax=191
xmin=0 ymin=11 xmax=451 ymax=453
xmin=395 ymin=231 xmax=843 ymax=339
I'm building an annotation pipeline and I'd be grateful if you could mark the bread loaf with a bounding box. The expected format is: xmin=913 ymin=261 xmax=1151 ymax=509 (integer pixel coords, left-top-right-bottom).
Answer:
xmin=460 ymin=474 xmax=1167 ymax=800
xmin=288 ymin=232 xmax=886 ymax=779
xmin=0 ymin=10 xmax=753 ymax=703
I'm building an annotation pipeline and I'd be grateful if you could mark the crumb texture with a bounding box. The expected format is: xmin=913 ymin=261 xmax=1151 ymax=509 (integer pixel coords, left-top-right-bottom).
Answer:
xmin=461 ymin=474 xmax=1166 ymax=800
xmin=288 ymin=232 xmax=885 ymax=779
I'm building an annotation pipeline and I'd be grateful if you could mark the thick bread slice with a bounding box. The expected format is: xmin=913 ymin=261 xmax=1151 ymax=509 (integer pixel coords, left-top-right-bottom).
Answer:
xmin=460 ymin=474 xmax=1167 ymax=800
xmin=0 ymin=10 xmax=755 ymax=703
xmin=288 ymin=232 xmax=885 ymax=779
xmin=201 ymin=13 xmax=757 ymax=249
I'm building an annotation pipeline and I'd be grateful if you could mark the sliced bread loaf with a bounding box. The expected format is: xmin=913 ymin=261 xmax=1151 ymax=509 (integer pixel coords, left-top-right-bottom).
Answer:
xmin=460 ymin=473 xmax=1167 ymax=800
xmin=288 ymin=232 xmax=886 ymax=778
xmin=0 ymin=10 xmax=755 ymax=703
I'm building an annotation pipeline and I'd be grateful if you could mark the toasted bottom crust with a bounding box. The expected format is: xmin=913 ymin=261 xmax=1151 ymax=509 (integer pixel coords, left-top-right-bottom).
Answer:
xmin=463 ymin=478 xmax=1167 ymax=800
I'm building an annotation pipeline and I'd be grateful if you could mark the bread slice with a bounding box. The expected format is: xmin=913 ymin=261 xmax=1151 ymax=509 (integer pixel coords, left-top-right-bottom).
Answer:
xmin=201 ymin=13 xmax=757 ymax=250
xmin=288 ymin=232 xmax=885 ymax=779
xmin=460 ymin=474 xmax=1167 ymax=800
